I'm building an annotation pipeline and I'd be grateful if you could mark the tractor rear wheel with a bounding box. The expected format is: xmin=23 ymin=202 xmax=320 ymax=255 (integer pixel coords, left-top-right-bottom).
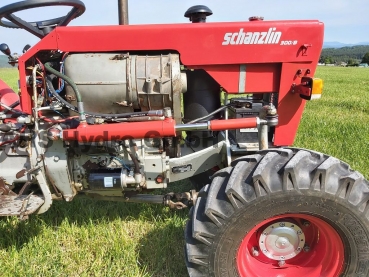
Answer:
xmin=185 ymin=148 xmax=369 ymax=277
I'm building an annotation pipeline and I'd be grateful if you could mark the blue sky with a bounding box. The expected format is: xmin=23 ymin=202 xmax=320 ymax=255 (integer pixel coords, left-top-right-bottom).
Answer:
xmin=1 ymin=0 xmax=368 ymax=53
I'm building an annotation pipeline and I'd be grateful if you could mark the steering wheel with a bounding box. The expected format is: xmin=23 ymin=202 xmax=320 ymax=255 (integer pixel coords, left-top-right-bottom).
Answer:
xmin=0 ymin=0 xmax=85 ymax=38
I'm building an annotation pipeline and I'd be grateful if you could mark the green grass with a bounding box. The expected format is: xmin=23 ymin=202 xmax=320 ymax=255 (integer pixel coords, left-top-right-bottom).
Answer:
xmin=294 ymin=67 xmax=369 ymax=178
xmin=0 ymin=68 xmax=19 ymax=92
xmin=0 ymin=66 xmax=368 ymax=276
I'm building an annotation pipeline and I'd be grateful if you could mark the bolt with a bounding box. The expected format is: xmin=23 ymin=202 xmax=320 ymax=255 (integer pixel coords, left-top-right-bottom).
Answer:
xmin=155 ymin=175 xmax=164 ymax=184
xmin=303 ymin=245 xmax=310 ymax=252
xmin=303 ymin=221 xmax=311 ymax=227
xmin=297 ymin=230 xmax=302 ymax=235
xmin=278 ymin=260 xmax=286 ymax=267
xmin=279 ymin=222 xmax=285 ymax=227
xmin=251 ymin=247 xmax=259 ymax=257
xmin=65 ymin=196 xmax=72 ymax=202
xmin=297 ymin=247 xmax=301 ymax=251
xmin=54 ymin=156 xmax=60 ymax=162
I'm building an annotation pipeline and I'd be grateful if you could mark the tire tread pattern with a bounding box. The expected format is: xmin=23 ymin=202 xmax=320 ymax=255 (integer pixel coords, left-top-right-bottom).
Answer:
xmin=185 ymin=148 xmax=369 ymax=277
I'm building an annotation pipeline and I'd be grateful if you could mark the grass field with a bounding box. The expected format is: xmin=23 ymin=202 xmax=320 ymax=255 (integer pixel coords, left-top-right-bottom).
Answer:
xmin=0 ymin=66 xmax=368 ymax=276
xmin=0 ymin=68 xmax=18 ymax=92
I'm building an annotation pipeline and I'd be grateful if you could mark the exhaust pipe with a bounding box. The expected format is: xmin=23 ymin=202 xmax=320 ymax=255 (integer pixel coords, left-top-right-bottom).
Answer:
xmin=118 ymin=0 xmax=129 ymax=25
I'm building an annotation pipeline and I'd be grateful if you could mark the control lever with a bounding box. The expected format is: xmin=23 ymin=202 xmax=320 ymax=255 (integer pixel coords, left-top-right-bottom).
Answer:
xmin=0 ymin=43 xmax=12 ymax=57
xmin=23 ymin=44 xmax=31 ymax=53
xmin=0 ymin=43 xmax=18 ymax=66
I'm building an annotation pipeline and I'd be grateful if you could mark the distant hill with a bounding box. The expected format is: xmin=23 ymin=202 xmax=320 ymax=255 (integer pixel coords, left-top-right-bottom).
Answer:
xmin=320 ymin=45 xmax=369 ymax=64
xmin=2 ymin=44 xmax=369 ymax=68
xmin=324 ymin=41 xmax=369 ymax=49
xmin=0 ymin=55 xmax=11 ymax=68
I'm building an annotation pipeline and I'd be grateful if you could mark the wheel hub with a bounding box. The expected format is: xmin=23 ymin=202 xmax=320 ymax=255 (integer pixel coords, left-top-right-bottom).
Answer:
xmin=258 ymin=221 xmax=305 ymax=260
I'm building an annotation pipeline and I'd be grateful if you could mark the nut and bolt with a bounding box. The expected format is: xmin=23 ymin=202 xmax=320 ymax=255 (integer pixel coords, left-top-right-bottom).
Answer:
xmin=278 ymin=260 xmax=286 ymax=267
xmin=303 ymin=245 xmax=310 ymax=252
xmin=251 ymin=247 xmax=259 ymax=257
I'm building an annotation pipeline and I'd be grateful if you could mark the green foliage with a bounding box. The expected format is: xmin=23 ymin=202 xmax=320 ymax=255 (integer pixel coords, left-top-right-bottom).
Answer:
xmin=0 ymin=67 xmax=367 ymax=276
xmin=0 ymin=55 xmax=12 ymax=68
xmin=362 ymin=52 xmax=369 ymax=64
xmin=323 ymin=56 xmax=333 ymax=64
xmin=320 ymin=45 xmax=369 ymax=64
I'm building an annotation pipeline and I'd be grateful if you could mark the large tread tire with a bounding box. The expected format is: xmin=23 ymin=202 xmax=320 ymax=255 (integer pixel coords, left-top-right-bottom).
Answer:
xmin=184 ymin=148 xmax=369 ymax=277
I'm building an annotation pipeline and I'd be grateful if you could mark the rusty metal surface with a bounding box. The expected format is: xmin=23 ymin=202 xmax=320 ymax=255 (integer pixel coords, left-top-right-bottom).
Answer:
xmin=0 ymin=178 xmax=16 ymax=195
xmin=15 ymin=169 xmax=26 ymax=179
xmin=0 ymin=194 xmax=44 ymax=216
xmin=82 ymin=160 xmax=100 ymax=170
xmin=44 ymin=166 xmax=62 ymax=199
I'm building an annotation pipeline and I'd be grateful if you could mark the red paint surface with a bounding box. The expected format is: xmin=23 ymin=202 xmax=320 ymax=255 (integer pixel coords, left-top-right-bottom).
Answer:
xmin=63 ymin=118 xmax=176 ymax=142
xmin=17 ymin=19 xmax=324 ymax=146
xmin=237 ymin=214 xmax=344 ymax=277
xmin=0 ymin=79 xmax=19 ymax=111
xmin=209 ymin=118 xmax=257 ymax=131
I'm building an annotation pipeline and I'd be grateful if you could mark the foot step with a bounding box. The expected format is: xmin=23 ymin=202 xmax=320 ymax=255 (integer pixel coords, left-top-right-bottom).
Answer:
xmin=0 ymin=195 xmax=44 ymax=216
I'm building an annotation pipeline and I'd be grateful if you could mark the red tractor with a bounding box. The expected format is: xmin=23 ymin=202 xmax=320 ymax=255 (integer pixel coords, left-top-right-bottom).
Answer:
xmin=0 ymin=1 xmax=368 ymax=276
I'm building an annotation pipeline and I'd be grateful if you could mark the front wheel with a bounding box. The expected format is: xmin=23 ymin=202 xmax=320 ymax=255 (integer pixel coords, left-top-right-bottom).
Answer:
xmin=185 ymin=148 xmax=369 ymax=277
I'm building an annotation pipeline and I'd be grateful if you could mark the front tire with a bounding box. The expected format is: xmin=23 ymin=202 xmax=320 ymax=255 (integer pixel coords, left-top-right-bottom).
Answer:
xmin=185 ymin=148 xmax=369 ymax=277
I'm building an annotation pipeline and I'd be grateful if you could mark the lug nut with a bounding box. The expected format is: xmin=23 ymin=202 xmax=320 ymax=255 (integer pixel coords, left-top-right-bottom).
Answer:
xmin=251 ymin=247 xmax=259 ymax=257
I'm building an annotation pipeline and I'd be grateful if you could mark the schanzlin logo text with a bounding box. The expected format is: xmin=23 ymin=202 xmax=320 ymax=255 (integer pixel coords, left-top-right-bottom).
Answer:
xmin=222 ymin=27 xmax=282 ymax=45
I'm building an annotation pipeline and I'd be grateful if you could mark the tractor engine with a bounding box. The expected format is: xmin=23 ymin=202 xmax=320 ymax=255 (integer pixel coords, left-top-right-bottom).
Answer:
xmin=41 ymin=51 xmax=226 ymax=196
xmin=63 ymin=53 xmax=186 ymax=117
xmin=54 ymin=52 xmax=182 ymax=193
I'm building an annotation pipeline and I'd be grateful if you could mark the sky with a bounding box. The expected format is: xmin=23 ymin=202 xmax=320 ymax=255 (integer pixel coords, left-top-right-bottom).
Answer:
xmin=0 ymin=0 xmax=368 ymax=53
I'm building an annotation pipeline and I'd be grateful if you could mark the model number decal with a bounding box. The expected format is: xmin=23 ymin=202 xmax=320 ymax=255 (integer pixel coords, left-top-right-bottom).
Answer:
xmin=280 ymin=40 xmax=298 ymax=46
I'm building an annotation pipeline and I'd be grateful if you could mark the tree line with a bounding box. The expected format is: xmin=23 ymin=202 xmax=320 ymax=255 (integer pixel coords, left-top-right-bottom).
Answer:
xmin=320 ymin=45 xmax=369 ymax=65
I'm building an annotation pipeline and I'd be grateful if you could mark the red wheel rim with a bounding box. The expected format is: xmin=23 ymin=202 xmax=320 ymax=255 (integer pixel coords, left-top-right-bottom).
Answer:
xmin=237 ymin=214 xmax=345 ymax=277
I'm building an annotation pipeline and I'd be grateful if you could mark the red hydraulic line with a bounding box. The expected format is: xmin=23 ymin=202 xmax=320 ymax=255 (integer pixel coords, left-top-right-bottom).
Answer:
xmin=63 ymin=118 xmax=176 ymax=142
xmin=209 ymin=118 xmax=258 ymax=131
xmin=62 ymin=117 xmax=259 ymax=142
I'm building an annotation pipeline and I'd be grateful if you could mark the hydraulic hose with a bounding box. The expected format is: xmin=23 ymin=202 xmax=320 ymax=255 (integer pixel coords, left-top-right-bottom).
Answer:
xmin=187 ymin=104 xmax=232 ymax=124
xmin=45 ymin=62 xmax=86 ymax=121
xmin=44 ymin=62 xmax=82 ymax=102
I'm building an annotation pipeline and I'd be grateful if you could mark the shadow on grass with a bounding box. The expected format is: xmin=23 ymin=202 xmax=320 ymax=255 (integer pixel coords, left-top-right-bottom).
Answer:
xmin=137 ymin=209 xmax=189 ymax=277
xmin=0 ymin=198 xmax=146 ymax=250
xmin=0 ymin=180 xmax=192 ymax=277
